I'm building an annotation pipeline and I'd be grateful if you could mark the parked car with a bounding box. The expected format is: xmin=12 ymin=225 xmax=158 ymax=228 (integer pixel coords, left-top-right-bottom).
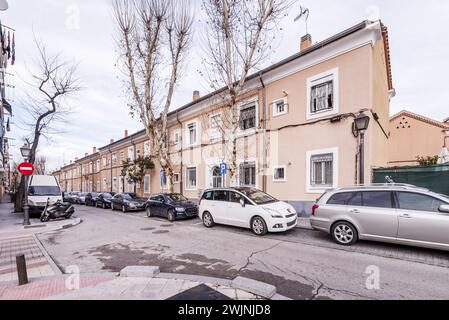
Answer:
xmin=199 ymin=187 xmax=298 ymax=236
xmin=66 ymin=192 xmax=79 ymax=204
xmin=85 ymin=192 xmax=100 ymax=206
xmin=96 ymin=193 xmax=114 ymax=209
xmin=145 ymin=193 xmax=198 ymax=221
xmin=63 ymin=192 xmax=71 ymax=202
xmin=76 ymin=192 xmax=87 ymax=205
xmin=111 ymin=193 xmax=146 ymax=213
xmin=310 ymin=184 xmax=449 ymax=251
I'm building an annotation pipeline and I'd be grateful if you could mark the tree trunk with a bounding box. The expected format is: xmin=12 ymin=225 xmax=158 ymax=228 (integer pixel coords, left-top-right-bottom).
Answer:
xmin=14 ymin=176 xmax=25 ymax=213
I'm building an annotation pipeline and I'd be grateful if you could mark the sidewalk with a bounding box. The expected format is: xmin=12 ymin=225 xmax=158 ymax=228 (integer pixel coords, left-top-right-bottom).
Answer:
xmin=0 ymin=199 xmax=81 ymax=282
xmin=0 ymin=269 xmax=288 ymax=300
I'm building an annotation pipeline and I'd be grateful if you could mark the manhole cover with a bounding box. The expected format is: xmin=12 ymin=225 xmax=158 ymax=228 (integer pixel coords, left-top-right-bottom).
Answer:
xmin=167 ymin=284 xmax=232 ymax=300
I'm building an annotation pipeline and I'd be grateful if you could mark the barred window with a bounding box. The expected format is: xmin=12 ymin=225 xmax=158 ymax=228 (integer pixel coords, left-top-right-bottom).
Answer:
xmin=310 ymin=81 xmax=333 ymax=113
xmin=311 ymin=154 xmax=333 ymax=187
xmin=239 ymin=104 xmax=256 ymax=131
xmin=239 ymin=162 xmax=256 ymax=187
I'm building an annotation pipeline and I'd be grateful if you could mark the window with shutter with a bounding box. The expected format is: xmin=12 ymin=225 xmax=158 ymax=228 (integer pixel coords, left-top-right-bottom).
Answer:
xmin=239 ymin=104 xmax=256 ymax=131
xmin=311 ymin=154 xmax=333 ymax=187
xmin=239 ymin=162 xmax=256 ymax=187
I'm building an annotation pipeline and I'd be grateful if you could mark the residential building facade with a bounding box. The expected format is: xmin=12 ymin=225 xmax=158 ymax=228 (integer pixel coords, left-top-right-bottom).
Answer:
xmin=54 ymin=20 xmax=394 ymax=215
xmin=388 ymin=110 xmax=449 ymax=167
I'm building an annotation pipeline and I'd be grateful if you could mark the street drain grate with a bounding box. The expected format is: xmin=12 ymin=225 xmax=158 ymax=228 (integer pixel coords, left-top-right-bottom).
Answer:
xmin=152 ymin=230 xmax=169 ymax=234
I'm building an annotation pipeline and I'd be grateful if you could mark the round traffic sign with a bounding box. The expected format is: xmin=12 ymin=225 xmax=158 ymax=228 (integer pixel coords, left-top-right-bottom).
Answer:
xmin=18 ymin=162 xmax=35 ymax=176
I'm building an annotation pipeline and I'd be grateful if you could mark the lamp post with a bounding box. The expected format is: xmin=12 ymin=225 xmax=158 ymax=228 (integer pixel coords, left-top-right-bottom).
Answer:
xmin=20 ymin=144 xmax=32 ymax=226
xmin=353 ymin=113 xmax=371 ymax=185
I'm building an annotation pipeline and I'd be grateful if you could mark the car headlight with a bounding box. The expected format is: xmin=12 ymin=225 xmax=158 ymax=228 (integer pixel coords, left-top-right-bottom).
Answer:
xmin=265 ymin=208 xmax=283 ymax=218
xmin=128 ymin=203 xmax=136 ymax=208
xmin=175 ymin=207 xmax=186 ymax=213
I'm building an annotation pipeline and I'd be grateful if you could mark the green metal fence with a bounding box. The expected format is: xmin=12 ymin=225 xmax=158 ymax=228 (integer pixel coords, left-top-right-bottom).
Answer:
xmin=373 ymin=164 xmax=449 ymax=196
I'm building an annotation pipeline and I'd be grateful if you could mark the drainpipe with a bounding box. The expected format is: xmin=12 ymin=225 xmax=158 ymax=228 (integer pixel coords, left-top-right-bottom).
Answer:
xmin=177 ymin=111 xmax=184 ymax=195
xmin=131 ymin=137 xmax=137 ymax=194
xmin=109 ymin=148 xmax=113 ymax=193
xmin=80 ymin=163 xmax=83 ymax=192
xmin=259 ymin=72 xmax=268 ymax=193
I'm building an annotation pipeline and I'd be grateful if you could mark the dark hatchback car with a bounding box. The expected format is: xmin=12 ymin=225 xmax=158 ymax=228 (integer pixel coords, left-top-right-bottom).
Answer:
xmin=76 ymin=192 xmax=87 ymax=205
xmin=96 ymin=193 xmax=114 ymax=209
xmin=66 ymin=192 xmax=79 ymax=204
xmin=111 ymin=193 xmax=146 ymax=213
xmin=145 ymin=193 xmax=198 ymax=222
xmin=85 ymin=192 xmax=100 ymax=206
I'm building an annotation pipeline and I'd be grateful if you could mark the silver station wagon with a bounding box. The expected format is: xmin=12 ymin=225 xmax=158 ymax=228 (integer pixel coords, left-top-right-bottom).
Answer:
xmin=310 ymin=184 xmax=449 ymax=251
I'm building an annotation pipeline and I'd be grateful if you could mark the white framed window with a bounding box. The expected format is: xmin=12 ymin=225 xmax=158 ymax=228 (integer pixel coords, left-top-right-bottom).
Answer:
xmin=96 ymin=160 xmax=100 ymax=172
xmin=120 ymin=151 xmax=125 ymax=161
xmin=209 ymin=113 xmax=222 ymax=139
xmin=186 ymin=167 xmax=197 ymax=190
xmin=128 ymin=146 xmax=135 ymax=161
xmin=144 ymin=141 xmax=151 ymax=156
xmin=272 ymin=98 xmax=288 ymax=117
xmin=306 ymin=68 xmax=339 ymax=120
xmin=239 ymin=102 xmax=257 ymax=132
xmin=173 ymin=173 xmax=180 ymax=184
xmin=128 ymin=182 xmax=134 ymax=193
xmin=273 ymin=166 xmax=287 ymax=182
xmin=185 ymin=121 xmax=198 ymax=147
xmin=112 ymin=177 xmax=118 ymax=192
xmin=112 ymin=153 xmax=117 ymax=166
xmin=306 ymin=147 xmax=339 ymax=194
xmin=239 ymin=161 xmax=257 ymax=187
xmin=103 ymin=178 xmax=107 ymax=191
xmin=102 ymin=157 xmax=107 ymax=166
xmin=173 ymin=132 xmax=180 ymax=145
xmin=144 ymin=175 xmax=151 ymax=194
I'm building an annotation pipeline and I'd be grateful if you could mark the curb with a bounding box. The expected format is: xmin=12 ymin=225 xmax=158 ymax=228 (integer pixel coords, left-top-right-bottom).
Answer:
xmin=119 ymin=266 xmax=292 ymax=300
xmin=33 ymin=234 xmax=63 ymax=275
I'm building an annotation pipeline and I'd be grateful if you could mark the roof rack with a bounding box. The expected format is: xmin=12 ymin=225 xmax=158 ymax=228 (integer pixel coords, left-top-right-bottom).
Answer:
xmin=335 ymin=184 xmax=429 ymax=192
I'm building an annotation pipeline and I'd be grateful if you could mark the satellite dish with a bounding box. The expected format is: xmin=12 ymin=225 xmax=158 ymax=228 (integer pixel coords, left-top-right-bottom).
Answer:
xmin=0 ymin=0 xmax=8 ymax=11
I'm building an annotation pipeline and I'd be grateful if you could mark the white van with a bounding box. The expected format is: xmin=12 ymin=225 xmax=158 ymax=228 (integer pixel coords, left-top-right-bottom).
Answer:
xmin=27 ymin=175 xmax=62 ymax=215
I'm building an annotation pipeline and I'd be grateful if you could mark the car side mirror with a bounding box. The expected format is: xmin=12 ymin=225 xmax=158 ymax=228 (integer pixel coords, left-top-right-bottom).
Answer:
xmin=240 ymin=198 xmax=245 ymax=208
xmin=439 ymin=205 xmax=449 ymax=214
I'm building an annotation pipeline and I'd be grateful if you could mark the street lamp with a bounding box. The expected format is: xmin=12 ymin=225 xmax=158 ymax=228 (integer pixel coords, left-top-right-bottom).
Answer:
xmin=20 ymin=144 xmax=32 ymax=226
xmin=353 ymin=113 xmax=370 ymax=185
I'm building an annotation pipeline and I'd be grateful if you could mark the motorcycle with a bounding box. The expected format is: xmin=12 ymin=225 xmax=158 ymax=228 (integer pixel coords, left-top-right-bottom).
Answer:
xmin=40 ymin=198 xmax=75 ymax=222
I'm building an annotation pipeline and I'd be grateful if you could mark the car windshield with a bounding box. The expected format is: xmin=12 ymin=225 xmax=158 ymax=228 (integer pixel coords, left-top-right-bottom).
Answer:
xmin=438 ymin=194 xmax=449 ymax=203
xmin=123 ymin=194 xmax=136 ymax=200
xmin=28 ymin=186 xmax=61 ymax=196
xmin=237 ymin=188 xmax=278 ymax=205
xmin=79 ymin=193 xmax=87 ymax=197
xmin=167 ymin=194 xmax=188 ymax=202
xmin=91 ymin=193 xmax=99 ymax=197
xmin=102 ymin=193 xmax=112 ymax=198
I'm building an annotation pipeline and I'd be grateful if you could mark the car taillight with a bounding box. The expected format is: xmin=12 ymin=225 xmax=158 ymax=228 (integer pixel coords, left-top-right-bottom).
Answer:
xmin=312 ymin=204 xmax=319 ymax=216
xmin=199 ymin=197 xmax=203 ymax=206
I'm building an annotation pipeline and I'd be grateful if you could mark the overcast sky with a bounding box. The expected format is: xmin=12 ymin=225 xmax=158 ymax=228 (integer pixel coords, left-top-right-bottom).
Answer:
xmin=3 ymin=0 xmax=449 ymax=171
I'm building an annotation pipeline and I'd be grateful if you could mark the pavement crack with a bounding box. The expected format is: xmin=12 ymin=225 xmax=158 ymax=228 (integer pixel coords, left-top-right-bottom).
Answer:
xmin=310 ymin=282 xmax=324 ymax=300
xmin=237 ymin=241 xmax=282 ymax=275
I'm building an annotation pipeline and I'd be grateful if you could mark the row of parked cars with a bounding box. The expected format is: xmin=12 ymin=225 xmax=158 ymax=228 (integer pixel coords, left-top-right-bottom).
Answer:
xmin=65 ymin=184 xmax=449 ymax=251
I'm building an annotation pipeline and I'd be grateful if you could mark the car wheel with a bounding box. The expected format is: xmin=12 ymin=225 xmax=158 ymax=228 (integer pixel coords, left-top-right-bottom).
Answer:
xmin=167 ymin=210 xmax=175 ymax=222
xmin=102 ymin=203 xmax=106 ymax=209
xmin=111 ymin=203 xmax=115 ymax=211
xmin=122 ymin=205 xmax=127 ymax=213
xmin=146 ymin=207 xmax=152 ymax=218
xmin=202 ymin=211 xmax=214 ymax=228
xmin=251 ymin=216 xmax=268 ymax=236
xmin=331 ymin=222 xmax=358 ymax=246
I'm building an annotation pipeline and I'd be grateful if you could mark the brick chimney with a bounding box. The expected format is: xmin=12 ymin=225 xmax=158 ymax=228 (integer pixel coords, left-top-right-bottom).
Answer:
xmin=93 ymin=147 xmax=97 ymax=154
xmin=300 ymin=34 xmax=312 ymax=51
xmin=110 ymin=139 xmax=114 ymax=144
xmin=124 ymin=130 xmax=129 ymax=138
xmin=85 ymin=153 xmax=88 ymax=157
xmin=193 ymin=90 xmax=200 ymax=101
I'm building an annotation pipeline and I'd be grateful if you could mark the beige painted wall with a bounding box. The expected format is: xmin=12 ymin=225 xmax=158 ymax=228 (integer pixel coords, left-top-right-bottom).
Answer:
xmin=388 ymin=115 xmax=447 ymax=166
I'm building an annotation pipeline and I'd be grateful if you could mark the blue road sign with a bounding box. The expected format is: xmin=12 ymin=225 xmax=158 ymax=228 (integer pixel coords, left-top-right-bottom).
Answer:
xmin=220 ymin=163 xmax=227 ymax=175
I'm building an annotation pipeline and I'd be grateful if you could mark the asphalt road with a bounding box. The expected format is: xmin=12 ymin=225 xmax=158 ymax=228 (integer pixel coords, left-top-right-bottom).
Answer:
xmin=38 ymin=205 xmax=449 ymax=300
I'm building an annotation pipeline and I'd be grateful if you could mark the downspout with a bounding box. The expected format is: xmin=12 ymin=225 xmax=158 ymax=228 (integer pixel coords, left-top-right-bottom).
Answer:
xmin=132 ymin=138 xmax=137 ymax=194
xmin=80 ymin=163 xmax=83 ymax=192
xmin=109 ymin=148 xmax=113 ymax=193
xmin=259 ymin=72 xmax=268 ymax=193
xmin=176 ymin=110 xmax=183 ymax=195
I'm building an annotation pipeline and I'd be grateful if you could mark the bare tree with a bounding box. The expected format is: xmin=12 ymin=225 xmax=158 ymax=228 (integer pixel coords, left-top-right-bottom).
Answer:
xmin=14 ymin=40 xmax=81 ymax=212
xmin=113 ymin=0 xmax=193 ymax=192
xmin=34 ymin=156 xmax=47 ymax=175
xmin=200 ymin=0 xmax=295 ymax=184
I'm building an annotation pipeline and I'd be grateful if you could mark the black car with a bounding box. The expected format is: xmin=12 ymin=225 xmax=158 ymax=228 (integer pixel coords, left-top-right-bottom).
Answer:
xmin=96 ymin=193 xmax=114 ymax=209
xmin=66 ymin=192 xmax=79 ymax=204
xmin=85 ymin=192 xmax=100 ymax=206
xmin=111 ymin=193 xmax=146 ymax=213
xmin=145 ymin=193 xmax=198 ymax=222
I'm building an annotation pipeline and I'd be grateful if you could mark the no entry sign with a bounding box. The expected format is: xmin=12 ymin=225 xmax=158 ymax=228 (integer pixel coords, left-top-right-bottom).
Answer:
xmin=18 ymin=162 xmax=35 ymax=176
